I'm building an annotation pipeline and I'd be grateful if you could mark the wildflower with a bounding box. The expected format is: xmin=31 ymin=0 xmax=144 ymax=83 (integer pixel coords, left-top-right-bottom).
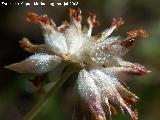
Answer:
xmin=5 ymin=9 xmax=150 ymax=120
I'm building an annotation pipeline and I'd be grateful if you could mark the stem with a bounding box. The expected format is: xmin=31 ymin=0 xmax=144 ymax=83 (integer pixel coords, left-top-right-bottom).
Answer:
xmin=22 ymin=67 xmax=74 ymax=120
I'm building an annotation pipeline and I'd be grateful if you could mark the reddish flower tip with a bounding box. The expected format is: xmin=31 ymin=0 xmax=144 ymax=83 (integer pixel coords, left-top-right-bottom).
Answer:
xmin=125 ymin=96 xmax=139 ymax=104
xmin=69 ymin=8 xmax=82 ymax=22
xmin=127 ymin=28 xmax=148 ymax=39
xmin=19 ymin=38 xmax=31 ymax=49
xmin=121 ymin=28 xmax=148 ymax=48
xmin=111 ymin=18 xmax=124 ymax=28
xmin=26 ymin=12 xmax=50 ymax=25
xmin=130 ymin=63 xmax=150 ymax=76
xmin=132 ymin=109 xmax=138 ymax=120
xmin=88 ymin=12 xmax=100 ymax=27
xmin=109 ymin=104 xmax=117 ymax=116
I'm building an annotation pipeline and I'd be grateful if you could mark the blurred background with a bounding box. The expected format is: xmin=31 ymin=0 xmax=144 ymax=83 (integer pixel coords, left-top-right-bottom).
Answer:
xmin=0 ymin=0 xmax=160 ymax=120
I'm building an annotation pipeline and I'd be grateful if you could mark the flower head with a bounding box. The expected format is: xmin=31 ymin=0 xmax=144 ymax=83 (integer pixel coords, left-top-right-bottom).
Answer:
xmin=5 ymin=9 xmax=150 ymax=120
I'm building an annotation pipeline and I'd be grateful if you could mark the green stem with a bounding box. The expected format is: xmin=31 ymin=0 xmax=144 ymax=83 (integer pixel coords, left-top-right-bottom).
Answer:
xmin=22 ymin=67 xmax=74 ymax=120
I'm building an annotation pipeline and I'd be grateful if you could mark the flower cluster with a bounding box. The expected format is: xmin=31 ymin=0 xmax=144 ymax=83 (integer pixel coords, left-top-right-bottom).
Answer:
xmin=6 ymin=9 xmax=150 ymax=120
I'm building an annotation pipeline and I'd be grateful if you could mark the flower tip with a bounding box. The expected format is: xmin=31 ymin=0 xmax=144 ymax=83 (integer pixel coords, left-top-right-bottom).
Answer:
xmin=138 ymin=28 xmax=148 ymax=39
xmin=126 ymin=96 xmax=139 ymax=104
xmin=111 ymin=18 xmax=124 ymax=28
xmin=88 ymin=12 xmax=100 ymax=27
xmin=131 ymin=109 xmax=138 ymax=120
xmin=137 ymin=68 xmax=150 ymax=75
xmin=127 ymin=28 xmax=148 ymax=39
xmin=69 ymin=8 xmax=82 ymax=22
xmin=26 ymin=12 xmax=50 ymax=25
xmin=109 ymin=104 xmax=117 ymax=116
xmin=19 ymin=38 xmax=31 ymax=48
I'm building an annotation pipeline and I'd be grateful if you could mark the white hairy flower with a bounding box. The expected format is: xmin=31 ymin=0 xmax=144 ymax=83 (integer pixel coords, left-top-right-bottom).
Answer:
xmin=6 ymin=9 xmax=150 ymax=120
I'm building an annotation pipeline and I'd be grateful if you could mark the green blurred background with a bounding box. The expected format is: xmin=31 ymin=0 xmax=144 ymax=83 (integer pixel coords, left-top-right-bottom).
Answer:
xmin=0 ymin=0 xmax=160 ymax=120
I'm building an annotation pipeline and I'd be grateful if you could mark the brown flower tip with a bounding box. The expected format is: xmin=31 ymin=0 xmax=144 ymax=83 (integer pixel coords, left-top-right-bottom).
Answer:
xmin=88 ymin=12 xmax=100 ymax=27
xmin=95 ymin=115 xmax=106 ymax=120
xmin=132 ymin=109 xmax=138 ymax=120
xmin=69 ymin=8 xmax=82 ymax=22
xmin=129 ymin=63 xmax=150 ymax=76
xmin=111 ymin=18 xmax=124 ymax=28
xmin=27 ymin=12 xmax=50 ymax=25
xmin=109 ymin=104 xmax=117 ymax=116
xmin=127 ymin=28 xmax=148 ymax=39
xmin=125 ymin=96 xmax=139 ymax=104
xmin=19 ymin=38 xmax=32 ymax=48
xmin=121 ymin=28 xmax=148 ymax=48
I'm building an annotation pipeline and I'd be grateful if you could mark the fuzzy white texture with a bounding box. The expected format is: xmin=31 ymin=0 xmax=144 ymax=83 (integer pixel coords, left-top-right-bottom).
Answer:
xmin=6 ymin=9 xmax=150 ymax=120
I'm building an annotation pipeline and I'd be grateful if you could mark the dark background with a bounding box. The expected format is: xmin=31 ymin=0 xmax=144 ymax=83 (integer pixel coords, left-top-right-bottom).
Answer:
xmin=0 ymin=0 xmax=160 ymax=120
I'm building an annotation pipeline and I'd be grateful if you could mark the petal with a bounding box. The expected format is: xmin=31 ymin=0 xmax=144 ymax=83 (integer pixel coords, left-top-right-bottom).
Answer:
xmin=64 ymin=9 xmax=86 ymax=54
xmin=90 ymin=68 xmax=138 ymax=103
xmin=77 ymin=69 xmax=106 ymax=120
xmin=87 ymin=12 xmax=100 ymax=36
xmin=96 ymin=36 xmax=127 ymax=58
xmin=5 ymin=53 xmax=61 ymax=74
xmin=108 ymin=88 xmax=138 ymax=120
xmin=89 ymin=69 xmax=119 ymax=119
xmin=100 ymin=67 xmax=139 ymax=104
xmin=89 ymin=69 xmax=118 ymax=90
xmin=19 ymin=38 xmax=51 ymax=54
xmin=64 ymin=9 xmax=89 ymax=54
xmin=44 ymin=32 xmax=67 ymax=55
xmin=102 ymin=97 xmax=112 ymax=119
xmin=26 ymin=12 xmax=67 ymax=55
xmin=65 ymin=24 xmax=85 ymax=54
xmin=77 ymin=69 xmax=100 ymax=100
xmin=117 ymin=96 xmax=138 ymax=120
xmin=116 ymin=83 xmax=139 ymax=104
xmin=89 ymin=69 xmax=138 ymax=120
xmin=117 ymin=58 xmax=150 ymax=75
xmin=69 ymin=8 xmax=82 ymax=29
xmin=89 ymin=37 xmax=121 ymax=66
xmin=96 ymin=18 xmax=124 ymax=41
